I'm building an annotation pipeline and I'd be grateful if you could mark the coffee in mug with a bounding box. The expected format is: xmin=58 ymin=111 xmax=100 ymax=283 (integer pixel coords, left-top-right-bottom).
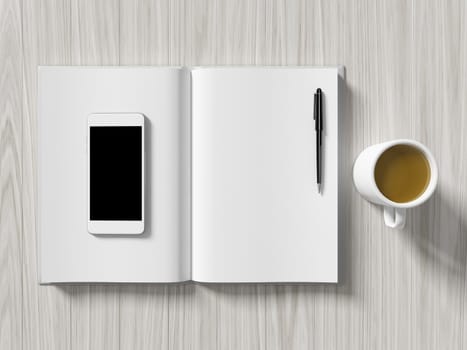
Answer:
xmin=374 ymin=144 xmax=431 ymax=203
xmin=353 ymin=139 xmax=438 ymax=229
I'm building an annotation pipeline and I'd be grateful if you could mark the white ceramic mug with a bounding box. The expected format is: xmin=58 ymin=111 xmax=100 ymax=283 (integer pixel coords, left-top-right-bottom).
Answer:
xmin=353 ymin=139 xmax=438 ymax=229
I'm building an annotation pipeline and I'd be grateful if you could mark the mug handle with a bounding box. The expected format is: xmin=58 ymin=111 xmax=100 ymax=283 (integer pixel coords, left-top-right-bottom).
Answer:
xmin=383 ymin=207 xmax=406 ymax=229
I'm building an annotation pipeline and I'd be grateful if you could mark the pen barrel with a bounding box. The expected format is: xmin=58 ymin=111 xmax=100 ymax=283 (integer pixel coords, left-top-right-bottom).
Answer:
xmin=316 ymin=132 xmax=321 ymax=184
xmin=314 ymin=89 xmax=323 ymax=187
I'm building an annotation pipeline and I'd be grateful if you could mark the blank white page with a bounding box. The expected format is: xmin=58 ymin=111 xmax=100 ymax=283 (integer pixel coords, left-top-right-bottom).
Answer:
xmin=39 ymin=67 xmax=191 ymax=283
xmin=192 ymin=67 xmax=339 ymax=283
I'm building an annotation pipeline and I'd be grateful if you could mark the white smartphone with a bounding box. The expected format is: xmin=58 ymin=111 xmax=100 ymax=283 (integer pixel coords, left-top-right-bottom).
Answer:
xmin=87 ymin=113 xmax=145 ymax=234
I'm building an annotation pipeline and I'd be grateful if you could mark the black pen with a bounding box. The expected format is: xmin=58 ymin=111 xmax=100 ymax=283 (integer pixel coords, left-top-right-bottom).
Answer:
xmin=314 ymin=88 xmax=323 ymax=194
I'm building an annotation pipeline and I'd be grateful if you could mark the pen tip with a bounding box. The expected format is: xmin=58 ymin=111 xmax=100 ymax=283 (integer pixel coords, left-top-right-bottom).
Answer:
xmin=317 ymin=183 xmax=321 ymax=194
xmin=317 ymin=88 xmax=322 ymax=94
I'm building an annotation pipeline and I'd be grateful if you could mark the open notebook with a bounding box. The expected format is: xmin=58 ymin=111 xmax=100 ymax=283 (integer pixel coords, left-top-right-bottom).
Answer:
xmin=38 ymin=66 xmax=343 ymax=283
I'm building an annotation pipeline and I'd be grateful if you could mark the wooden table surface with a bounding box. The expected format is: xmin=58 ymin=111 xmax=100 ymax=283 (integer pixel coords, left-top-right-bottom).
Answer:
xmin=1 ymin=0 xmax=466 ymax=349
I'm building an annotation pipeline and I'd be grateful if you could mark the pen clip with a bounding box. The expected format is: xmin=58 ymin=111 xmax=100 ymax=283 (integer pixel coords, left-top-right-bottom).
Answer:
xmin=313 ymin=93 xmax=317 ymax=121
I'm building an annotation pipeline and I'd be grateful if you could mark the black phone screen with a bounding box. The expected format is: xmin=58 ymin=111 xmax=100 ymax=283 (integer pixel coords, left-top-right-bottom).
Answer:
xmin=89 ymin=126 xmax=142 ymax=221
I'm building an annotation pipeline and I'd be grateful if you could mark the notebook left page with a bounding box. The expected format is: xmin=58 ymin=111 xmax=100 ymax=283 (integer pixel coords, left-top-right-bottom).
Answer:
xmin=38 ymin=67 xmax=191 ymax=283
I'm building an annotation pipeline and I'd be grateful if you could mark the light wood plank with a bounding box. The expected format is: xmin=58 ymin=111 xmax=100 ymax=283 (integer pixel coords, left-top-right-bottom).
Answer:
xmin=68 ymin=0 xmax=120 ymax=349
xmin=168 ymin=1 xmax=266 ymax=349
xmin=89 ymin=286 xmax=120 ymax=349
xmin=71 ymin=0 xmax=120 ymax=65
xmin=195 ymin=2 xmax=266 ymax=349
xmin=216 ymin=285 xmax=266 ymax=350
xmin=118 ymin=1 xmax=171 ymax=349
xmin=169 ymin=285 xmax=265 ymax=350
xmin=0 ymin=0 xmax=22 ymax=349
xmin=168 ymin=284 xmax=217 ymax=350
xmin=120 ymin=0 xmax=170 ymax=65
xmin=117 ymin=2 xmax=198 ymax=347
xmin=20 ymin=4 xmax=40 ymax=346
xmin=262 ymin=1 xmax=339 ymax=349
xmin=119 ymin=285 xmax=168 ymax=350
xmin=22 ymin=0 xmax=73 ymax=349
xmin=265 ymin=0 xmax=415 ymax=349
xmin=69 ymin=286 xmax=90 ymax=350
xmin=410 ymin=1 xmax=467 ymax=349
xmin=172 ymin=284 xmax=268 ymax=350
xmin=356 ymin=1 xmax=413 ymax=349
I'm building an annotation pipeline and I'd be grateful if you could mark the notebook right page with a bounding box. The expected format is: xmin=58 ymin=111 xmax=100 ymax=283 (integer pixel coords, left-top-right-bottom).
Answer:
xmin=192 ymin=67 xmax=340 ymax=283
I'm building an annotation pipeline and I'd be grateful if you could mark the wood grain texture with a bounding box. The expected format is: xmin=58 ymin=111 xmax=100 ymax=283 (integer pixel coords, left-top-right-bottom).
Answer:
xmin=119 ymin=2 xmax=171 ymax=349
xmin=0 ymin=0 xmax=22 ymax=349
xmin=0 ymin=0 xmax=466 ymax=349
xmin=69 ymin=0 xmax=121 ymax=349
xmin=166 ymin=1 xmax=268 ymax=350
xmin=168 ymin=284 xmax=217 ymax=350
xmin=22 ymin=0 xmax=72 ymax=349
xmin=410 ymin=1 xmax=467 ymax=350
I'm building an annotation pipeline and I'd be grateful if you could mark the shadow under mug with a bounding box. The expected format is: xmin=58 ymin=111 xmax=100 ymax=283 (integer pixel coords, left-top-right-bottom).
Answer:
xmin=353 ymin=139 xmax=438 ymax=229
